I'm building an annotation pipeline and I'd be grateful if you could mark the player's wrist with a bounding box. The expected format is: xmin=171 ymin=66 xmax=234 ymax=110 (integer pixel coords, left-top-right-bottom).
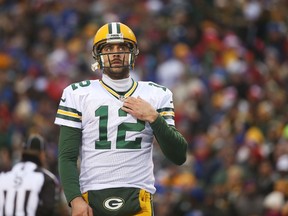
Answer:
xmin=148 ymin=112 xmax=159 ymax=124
xmin=70 ymin=196 xmax=85 ymax=207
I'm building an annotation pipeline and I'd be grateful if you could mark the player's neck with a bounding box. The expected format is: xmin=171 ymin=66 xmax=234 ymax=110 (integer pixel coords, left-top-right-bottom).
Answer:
xmin=102 ymin=74 xmax=133 ymax=92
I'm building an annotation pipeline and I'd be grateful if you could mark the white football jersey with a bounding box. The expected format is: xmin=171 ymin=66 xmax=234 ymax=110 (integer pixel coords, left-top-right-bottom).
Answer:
xmin=54 ymin=79 xmax=175 ymax=194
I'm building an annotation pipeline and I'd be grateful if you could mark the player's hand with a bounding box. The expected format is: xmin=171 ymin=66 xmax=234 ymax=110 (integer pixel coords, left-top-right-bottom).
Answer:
xmin=122 ymin=96 xmax=159 ymax=123
xmin=71 ymin=197 xmax=93 ymax=216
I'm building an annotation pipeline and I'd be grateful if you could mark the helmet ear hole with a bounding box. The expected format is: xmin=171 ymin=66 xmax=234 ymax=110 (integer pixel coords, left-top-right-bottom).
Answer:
xmin=126 ymin=42 xmax=133 ymax=50
xmin=125 ymin=42 xmax=139 ymax=57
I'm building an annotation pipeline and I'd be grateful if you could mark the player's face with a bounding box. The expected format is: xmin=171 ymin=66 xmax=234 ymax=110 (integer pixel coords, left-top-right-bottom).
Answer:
xmin=101 ymin=43 xmax=130 ymax=79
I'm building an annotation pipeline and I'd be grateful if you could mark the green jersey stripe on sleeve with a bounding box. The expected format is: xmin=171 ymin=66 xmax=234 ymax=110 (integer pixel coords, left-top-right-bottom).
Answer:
xmin=157 ymin=107 xmax=174 ymax=112
xmin=56 ymin=105 xmax=82 ymax=122
xmin=157 ymin=107 xmax=174 ymax=120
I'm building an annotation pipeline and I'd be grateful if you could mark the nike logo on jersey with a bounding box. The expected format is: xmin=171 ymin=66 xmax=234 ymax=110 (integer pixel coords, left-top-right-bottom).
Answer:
xmin=61 ymin=98 xmax=66 ymax=102
xmin=170 ymin=101 xmax=173 ymax=103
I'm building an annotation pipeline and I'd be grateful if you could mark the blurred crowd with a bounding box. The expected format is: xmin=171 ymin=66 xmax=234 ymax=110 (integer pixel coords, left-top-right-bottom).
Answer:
xmin=0 ymin=0 xmax=288 ymax=215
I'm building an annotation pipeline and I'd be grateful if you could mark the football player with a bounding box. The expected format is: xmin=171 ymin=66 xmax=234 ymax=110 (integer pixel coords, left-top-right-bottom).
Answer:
xmin=55 ymin=22 xmax=188 ymax=216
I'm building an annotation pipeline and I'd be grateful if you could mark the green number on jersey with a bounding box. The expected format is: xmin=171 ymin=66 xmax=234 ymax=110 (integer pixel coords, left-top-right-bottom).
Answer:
xmin=95 ymin=106 xmax=145 ymax=149
xmin=148 ymin=82 xmax=166 ymax=91
xmin=72 ymin=80 xmax=91 ymax=90
xmin=95 ymin=106 xmax=112 ymax=149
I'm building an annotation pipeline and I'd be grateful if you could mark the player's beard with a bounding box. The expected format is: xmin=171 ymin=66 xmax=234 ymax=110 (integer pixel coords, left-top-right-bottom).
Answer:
xmin=102 ymin=52 xmax=131 ymax=79
xmin=103 ymin=66 xmax=130 ymax=80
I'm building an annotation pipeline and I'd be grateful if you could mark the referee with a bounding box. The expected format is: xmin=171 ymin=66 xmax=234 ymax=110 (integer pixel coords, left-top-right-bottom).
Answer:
xmin=0 ymin=134 xmax=59 ymax=216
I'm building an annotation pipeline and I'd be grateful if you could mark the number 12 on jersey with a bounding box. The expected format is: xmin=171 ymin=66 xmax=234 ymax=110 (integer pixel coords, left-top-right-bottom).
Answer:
xmin=95 ymin=106 xmax=145 ymax=149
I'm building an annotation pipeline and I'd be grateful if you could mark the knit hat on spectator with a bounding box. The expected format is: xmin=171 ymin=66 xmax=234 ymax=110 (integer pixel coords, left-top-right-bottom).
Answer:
xmin=23 ymin=134 xmax=45 ymax=155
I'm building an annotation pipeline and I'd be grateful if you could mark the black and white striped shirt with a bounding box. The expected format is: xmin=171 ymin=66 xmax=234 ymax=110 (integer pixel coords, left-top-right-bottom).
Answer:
xmin=0 ymin=161 xmax=59 ymax=216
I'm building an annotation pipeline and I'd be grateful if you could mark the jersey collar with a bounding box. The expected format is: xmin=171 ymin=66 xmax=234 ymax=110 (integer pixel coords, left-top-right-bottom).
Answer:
xmin=99 ymin=79 xmax=138 ymax=101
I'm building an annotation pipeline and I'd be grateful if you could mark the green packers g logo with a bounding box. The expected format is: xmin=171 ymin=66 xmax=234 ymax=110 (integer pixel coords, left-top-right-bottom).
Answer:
xmin=103 ymin=197 xmax=125 ymax=211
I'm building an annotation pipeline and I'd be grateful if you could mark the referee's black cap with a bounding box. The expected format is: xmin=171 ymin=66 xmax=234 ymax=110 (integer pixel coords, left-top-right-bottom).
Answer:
xmin=23 ymin=134 xmax=45 ymax=153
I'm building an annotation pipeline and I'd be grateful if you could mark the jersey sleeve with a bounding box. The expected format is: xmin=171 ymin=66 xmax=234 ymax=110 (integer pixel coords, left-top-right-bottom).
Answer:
xmin=148 ymin=82 xmax=187 ymax=165
xmin=150 ymin=115 xmax=187 ymax=165
xmin=54 ymin=85 xmax=82 ymax=129
xmin=152 ymin=83 xmax=175 ymax=127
